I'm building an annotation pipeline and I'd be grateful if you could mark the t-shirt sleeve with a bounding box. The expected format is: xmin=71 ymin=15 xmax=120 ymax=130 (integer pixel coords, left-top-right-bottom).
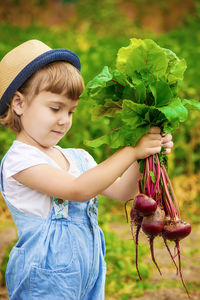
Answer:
xmin=78 ymin=149 xmax=98 ymax=169
xmin=3 ymin=144 xmax=49 ymax=179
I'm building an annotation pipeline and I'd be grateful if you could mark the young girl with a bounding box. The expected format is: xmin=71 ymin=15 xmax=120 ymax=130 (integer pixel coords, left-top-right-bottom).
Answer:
xmin=0 ymin=40 xmax=173 ymax=300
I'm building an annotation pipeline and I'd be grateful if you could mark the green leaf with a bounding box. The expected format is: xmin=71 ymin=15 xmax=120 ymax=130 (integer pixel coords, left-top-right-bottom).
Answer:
xmin=116 ymin=38 xmax=143 ymax=74
xmin=182 ymin=99 xmax=200 ymax=110
xmin=162 ymin=120 xmax=180 ymax=134
xmin=87 ymin=66 xmax=113 ymax=89
xmin=158 ymin=98 xmax=188 ymax=123
xmin=131 ymin=71 xmax=143 ymax=86
xmin=121 ymin=125 xmax=150 ymax=147
xmin=84 ymin=127 xmax=123 ymax=148
xmin=122 ymin=82 xmax=136 ymax=101
xmin=92 ymin=99 xmax=122 ymax=119
xmin=163 ymin=48 xmax=187 ymax=84
xmin=117 ymin=39 xmax=168 ymax=78
xmin=81 ymin=66 xmax=126 ymax=103
xmin=122 ymin=100 xmax=167 ymax=129
xmin=149 ymin=80 xmax=172 ymax=107
xmin=149 ymin=171 xmax=156 ymax=183
xmin=121 ymin=100 xmax=149 ymax=128
xmin=138 ymin=159 xmax=145 ymax=173
xmin=135 ymin=82 xmax=146 ymax=104
xmin=144 ymin=107 xmax=166 ymax=127
xmin=82 ymin=38 xmax=199 ymax=150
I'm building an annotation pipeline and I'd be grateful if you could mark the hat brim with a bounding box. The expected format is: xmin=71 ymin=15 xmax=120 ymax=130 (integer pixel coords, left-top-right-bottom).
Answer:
xmin=0 ymin=49 xmax=81 ymax=116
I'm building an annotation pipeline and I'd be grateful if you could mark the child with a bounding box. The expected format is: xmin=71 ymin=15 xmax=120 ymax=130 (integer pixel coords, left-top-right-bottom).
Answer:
xmin=0 ymin=40 xmax=173 ymax=300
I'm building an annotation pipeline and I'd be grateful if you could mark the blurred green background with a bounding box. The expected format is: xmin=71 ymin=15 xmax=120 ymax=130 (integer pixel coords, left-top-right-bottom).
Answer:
xmin=0 ymin=1 xmax=200 ymax=299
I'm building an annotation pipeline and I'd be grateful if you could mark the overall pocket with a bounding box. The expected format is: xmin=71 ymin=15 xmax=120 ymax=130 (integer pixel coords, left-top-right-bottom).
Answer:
xmin=6 ymin=247 xmax=25 ymax=297
xmin=30 ymin=223 xmax=81 ymax=299
xmin=30 ymin=263 xmax=80 ymax=300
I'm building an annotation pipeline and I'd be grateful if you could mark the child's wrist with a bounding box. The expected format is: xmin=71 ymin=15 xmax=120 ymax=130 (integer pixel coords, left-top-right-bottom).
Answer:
xmin=122 ymin=146 xmax=138 ymax=162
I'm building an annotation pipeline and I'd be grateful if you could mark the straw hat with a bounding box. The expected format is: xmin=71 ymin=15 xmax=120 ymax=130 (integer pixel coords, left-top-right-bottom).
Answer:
xmin=0 ymin=39 xmax=81 ymax=116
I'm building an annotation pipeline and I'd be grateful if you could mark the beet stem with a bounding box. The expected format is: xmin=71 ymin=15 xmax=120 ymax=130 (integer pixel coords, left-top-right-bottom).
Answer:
xmin=162 ymin=164 xmax=180 ymax=218
xmin=176 ymin=241 xmax=190 ymax=298
xmin=161 ymin=168 xmax=176 ymax=218
xmin=146 ymin=158 xmax=151 ymax=196
xmin=149 ymin=154 xmax=153 ymax=171
xmin=149 ymin=155 xmax=154 ymax=196
xmin=149 ymin=237 xmax=162 ymax=276
xmin=161 ymin=187 xmax=171 ymax=216
xmin=143 ymin=159 xmax=147 ymax=194
xmin=152 ymin=155 xmax=157 ymax=198
xmin=111 ymin=80 xmax=125 ymax=88
xmin=152 ymin=154 xmax=161 ymax=198
xmin=151 ymin=155 xmax=155 ymax=196
xmin=138 ymin=179 xmax=142 ymax=194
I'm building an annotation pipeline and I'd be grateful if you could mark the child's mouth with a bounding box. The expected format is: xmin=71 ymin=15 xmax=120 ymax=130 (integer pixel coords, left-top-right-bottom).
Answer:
xmin=52 ymin=130 xmax=64 ymax=136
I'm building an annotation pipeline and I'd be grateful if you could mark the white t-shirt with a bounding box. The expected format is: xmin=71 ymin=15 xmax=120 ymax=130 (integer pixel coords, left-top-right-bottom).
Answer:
xmin=2 ymin=140 xmax=97 ymax=218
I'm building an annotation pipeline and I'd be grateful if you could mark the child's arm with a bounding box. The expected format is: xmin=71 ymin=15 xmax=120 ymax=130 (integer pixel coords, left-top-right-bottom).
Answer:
xmin=12 ymin=127 xmax=162 ymax=202
xmin=100 ymin=161 xmax=140 ymax=201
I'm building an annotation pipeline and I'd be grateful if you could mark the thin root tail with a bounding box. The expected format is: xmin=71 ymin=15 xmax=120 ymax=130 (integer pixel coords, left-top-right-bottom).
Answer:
xmin=149 ymin=236 xmax=162 ymax=276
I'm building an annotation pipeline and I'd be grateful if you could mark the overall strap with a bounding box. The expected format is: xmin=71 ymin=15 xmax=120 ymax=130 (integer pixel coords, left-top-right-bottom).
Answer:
xmin=0 ymin=153 xmax=8 ymax=194
xmin=0 ymin=153 xmax=14 ymax=213
xmin=68 ymin=148 xmax=89 ymax=173
xmin=52 ymin=148 xmax=98 ymax=222
xmin=68 ymin=148 xmax=99 ymax=221
xmin=51 ymin=148 xmax=88 ymax=219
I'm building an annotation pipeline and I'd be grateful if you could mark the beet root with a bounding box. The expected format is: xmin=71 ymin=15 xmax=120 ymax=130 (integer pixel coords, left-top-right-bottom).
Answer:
xmin=163 ymin=220 xmax=191 ymax=241
xmin=134 ymin=194 xmax=157 ymax=216
xmin=142 ymin=206 xmax=165 ymax=237
xmin=149 ymin=236 xmax=162 ymax=276
xmin=131 ymin=224 xmax=142 ymax=280
xmin=163 ymin=220 xmax=191 ymax=298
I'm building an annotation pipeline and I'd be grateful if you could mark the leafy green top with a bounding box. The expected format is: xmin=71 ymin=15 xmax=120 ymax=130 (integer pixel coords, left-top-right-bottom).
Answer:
xmin=81 ymin=38 xmax=200 ymax=149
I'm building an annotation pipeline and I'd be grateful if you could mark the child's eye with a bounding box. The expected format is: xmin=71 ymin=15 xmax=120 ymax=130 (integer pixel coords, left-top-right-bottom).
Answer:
xmin=50 ymin=107 xmax=60 ymax=112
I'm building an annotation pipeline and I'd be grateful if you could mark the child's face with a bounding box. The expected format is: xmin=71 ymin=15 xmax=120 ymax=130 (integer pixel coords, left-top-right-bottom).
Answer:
xmin=18 ymin=91 xmax=78 ymax=148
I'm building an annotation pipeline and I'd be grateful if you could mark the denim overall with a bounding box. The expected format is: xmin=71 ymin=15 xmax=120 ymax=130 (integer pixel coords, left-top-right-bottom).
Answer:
xmin=0 ymin=148 xmax=106 ymax=300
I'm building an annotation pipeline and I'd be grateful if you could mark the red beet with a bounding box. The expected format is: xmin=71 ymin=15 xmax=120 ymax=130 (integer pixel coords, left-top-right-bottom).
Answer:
xmin=129 ymin=200 xmax=143 ymax=280
xmin=163 ymin=220 xmax=191 ymax=241
xmin=126 ymin=154 xmax=191 ymax=298
xmin=162 ymin=219 xmax=192 ymax=298
xmin=142 ymin=206 xmax=165 ymax=237
xmin=130 ymin=206 xmax=143 ymax=225
xmin=141 ymin=206 xmax=165 ymax=275
xmin=134 ymin=194 xmax=157 ymax=216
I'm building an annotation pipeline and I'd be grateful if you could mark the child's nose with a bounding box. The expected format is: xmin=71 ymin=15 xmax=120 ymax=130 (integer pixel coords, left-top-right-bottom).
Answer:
xmin=58 ymin=114 xmax=70 ymax=126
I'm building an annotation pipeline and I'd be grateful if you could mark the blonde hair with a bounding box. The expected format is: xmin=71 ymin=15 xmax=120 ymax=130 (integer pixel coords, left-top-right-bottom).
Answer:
xmin=0 ymin=61 xmax=85 ymax=133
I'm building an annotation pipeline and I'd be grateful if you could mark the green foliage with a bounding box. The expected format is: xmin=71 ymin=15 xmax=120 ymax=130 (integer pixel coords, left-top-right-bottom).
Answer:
xmin=0 ymin=127 xmax=16 ymax=161
xmin=104 ymin=229 xmax=151 ymax=298
xmin=0 ymin=240 xmax=16 ymax=286
xmin=82 ymin=38 xmax=200 ymax=164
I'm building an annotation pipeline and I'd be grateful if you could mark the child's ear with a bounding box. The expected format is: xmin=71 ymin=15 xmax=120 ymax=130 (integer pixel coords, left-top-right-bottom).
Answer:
xmin=11 ymin=91 xmax=26 ymax=116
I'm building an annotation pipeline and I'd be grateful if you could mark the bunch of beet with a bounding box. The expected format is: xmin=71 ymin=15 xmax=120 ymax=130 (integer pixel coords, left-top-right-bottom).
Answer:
xmin=125 ymin=154 xmax=191 ymax=298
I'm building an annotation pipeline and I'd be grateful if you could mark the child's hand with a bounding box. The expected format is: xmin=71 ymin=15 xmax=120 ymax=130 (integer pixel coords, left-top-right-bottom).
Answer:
xmin=134 ymin=127 xmax=162 ymax=160
xmin=161 ymin=133 xmax=173 ymax=154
